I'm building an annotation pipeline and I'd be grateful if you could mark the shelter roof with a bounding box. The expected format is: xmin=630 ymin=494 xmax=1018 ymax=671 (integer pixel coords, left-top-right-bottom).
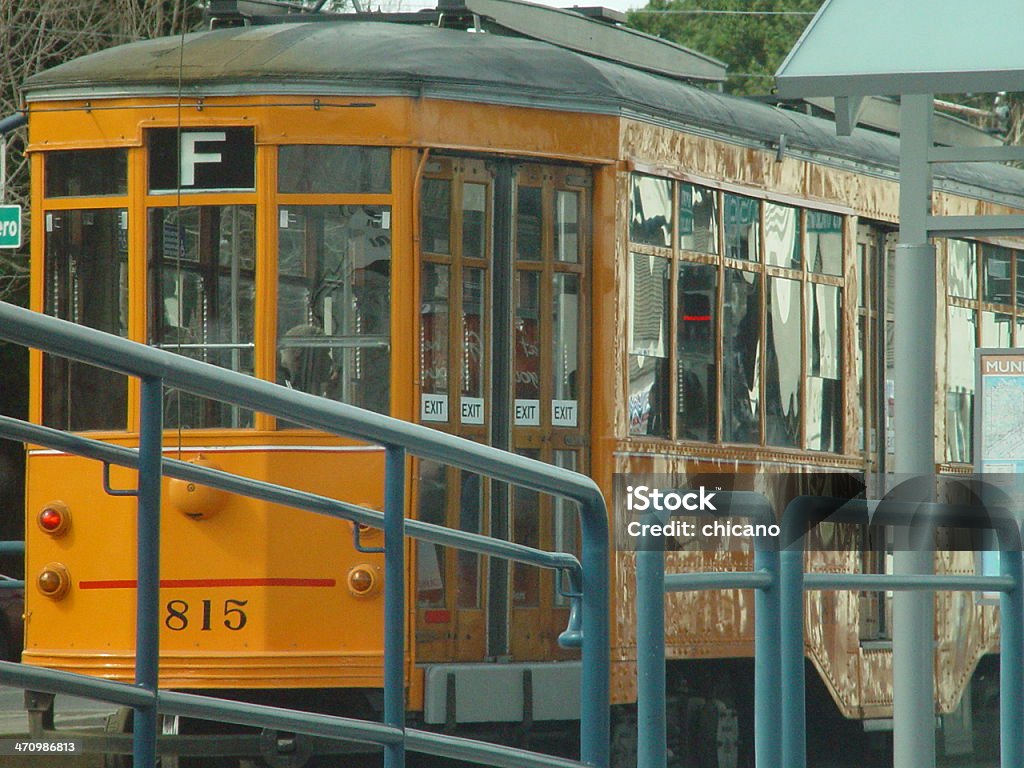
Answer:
xmin=775 ymin=0 xmax=1024 ymax=97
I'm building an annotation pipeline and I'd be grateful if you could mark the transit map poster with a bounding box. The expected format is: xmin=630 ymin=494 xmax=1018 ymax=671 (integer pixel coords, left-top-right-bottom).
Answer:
xmin=976 ymin=350 xmax=1024 ymax=478
xmin=975 ymin=349 xmax=1024 ymax=584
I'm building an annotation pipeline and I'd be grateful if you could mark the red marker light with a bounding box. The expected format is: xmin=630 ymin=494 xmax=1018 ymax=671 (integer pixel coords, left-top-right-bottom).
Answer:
xmin=40 ymin=508 xmax=62 ymax=531
xmin=38 ymin=501 xmax=70 ymax=537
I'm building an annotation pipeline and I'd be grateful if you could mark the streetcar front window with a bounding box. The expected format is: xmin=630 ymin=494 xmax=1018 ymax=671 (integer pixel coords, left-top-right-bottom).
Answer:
xmin=276 ymin=205 xmax=391 ymax=416
xmin=148 ymin=205 xmax=256 ymax=429
xmin=278 ymin=146 xmax=390 ymax=194
xmin=43 ymin=209 xmax=129 ymax=431
xmin=44 ymin=149 xmax=127 ymax=198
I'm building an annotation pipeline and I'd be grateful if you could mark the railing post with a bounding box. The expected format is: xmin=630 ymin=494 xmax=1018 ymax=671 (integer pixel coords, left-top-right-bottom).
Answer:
xmin=754 ymin=542 xmax=781 ymax=768
xmin=1000 ymin=548 xmax=1024 ymax=768
xmin=135 ymin=376 xmax=163 ymax=767
xmin=636 ymin=537 xmax=666 ymax=768
xmin=779 ymin=545 xmax=806 ymax=768
xmin=383 ymin=445 xmax=406 ymax=768
xmin=580 ymin=493 xmax=610 ymax=768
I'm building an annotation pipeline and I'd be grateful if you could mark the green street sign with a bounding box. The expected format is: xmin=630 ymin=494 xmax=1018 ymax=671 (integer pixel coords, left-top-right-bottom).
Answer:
xmin=0 ymin=205 xmax=21 ymax=249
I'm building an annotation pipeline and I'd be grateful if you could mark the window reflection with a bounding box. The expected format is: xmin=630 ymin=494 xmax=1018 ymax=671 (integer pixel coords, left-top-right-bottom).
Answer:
xmin=457 ymin=470 xmax=484 ymax=609
xmin=421 ymin=178 xmax=452 ymax=255
xmin=278 ymin=146 xmax=390 ymax=194
xmin=630 ymin=175 xmax=672 ymax=247
xmin=462 ymin=183 xmax=487 ymax=260
xmin=553 ymin=274 xmax=580 ymax=402
xmin=516 ymin=186 xmax=543 ymax=260
xmin=983 ymin=244 xmax=1012 ymax=304
xmin=553 ymin=450 xmax=579 ymax=605
xmin=416 ymin=459 xmax=448 ymax=607
xmin=555 ymin=190 xmax=580 ymax=262
xmin=1017 ymin=252 xmax=1024 ymax=306
xmin=420 ymin=263 xmax=449 ymax=397
xmin=45 ymin=149 xmax=127 ymax=197
xmin=678 ymin=184 xmax=718 ymax=254
xmin=946 ymin=305 xmax=976 ymax=462
xmin=723 ymin=194 xmax=760 ymax=261
xmin=676 ymin=262 xmax=717 ymax=441
xmin=947 ymin=240 xmax=977 ymax=299
xmin=462 ymin=269 xmax=486 ymax=400
xmin=512 ymin=449 xmax=541 ymax=607
xmin=764 ymin=203 xmax=800 ymax=269
xmin=722 ymin=269 xmax=761 ymax=443
xmin=806 ymin=283 xmax=841 ymax=452
xmin=276 ymin=205 xmax=391 ymax=417
xmin=43 ymin=209 xmax=129 ymax=431
xmin=629 ymin=254 xmax=670 ymax=436
xmin=149 ymin=205 xmax=255 ymax=429
xmin=515 ymin=271 xmax=541 ymax=404
xmin=982 ymin=311 xmax=1011 ymax=347
xmin=766 ymin=277 xmax=801 ymax=447
xmin=807 ymin=211 xmax=843 ymax=275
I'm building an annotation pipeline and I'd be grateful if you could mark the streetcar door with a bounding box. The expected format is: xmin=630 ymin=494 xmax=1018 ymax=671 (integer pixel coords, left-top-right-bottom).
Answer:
xmin=416 ymin=157 xmax=493 ymax=662
xmin=415 ymin=158 xmax=589 ymax=663
xmin=507 ymin=163 xmax=589 ymax=662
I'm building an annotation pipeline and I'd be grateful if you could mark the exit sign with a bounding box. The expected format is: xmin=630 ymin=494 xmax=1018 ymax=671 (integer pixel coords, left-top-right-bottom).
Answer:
xmin=0 ymin=205 xmax=21 ymax=249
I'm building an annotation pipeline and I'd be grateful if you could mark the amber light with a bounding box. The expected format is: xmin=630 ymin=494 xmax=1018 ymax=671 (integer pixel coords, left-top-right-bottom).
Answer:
xmin=347 ymin=565 xmax=380 ymax=597
xmin=37 ymin=562 xmax=70 ymax=600
xmin=37 ymin=501 xmax=70 ymax=537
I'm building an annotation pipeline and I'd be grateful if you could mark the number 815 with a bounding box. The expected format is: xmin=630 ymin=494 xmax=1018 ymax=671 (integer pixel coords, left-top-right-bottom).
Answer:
xmin=165 ymin=599 xmax=248 ymax=631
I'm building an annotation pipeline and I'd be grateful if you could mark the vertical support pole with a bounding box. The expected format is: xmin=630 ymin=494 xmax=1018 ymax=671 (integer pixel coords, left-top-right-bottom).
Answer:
xmin=1000 ymin=549 xmax=1024 ymax=768
xmin=488 ymin=160 xmax=513 ymax=660
xmin=894 ymin=92 xmax=936 ymax=768
xmin=579 ymin=494 xmax=610 ymax=768
xmin=383 ymin=445 xmax=406 ymax=768
xmin=754 ymin=544 xmax=781 ymax=768
xmin=134 ymin=376 xmax=163 ymax=767
xmin=636 ymin=542 xmax=666 ymax=768
xmin=779 ymin=547 xmax=806 ymax=768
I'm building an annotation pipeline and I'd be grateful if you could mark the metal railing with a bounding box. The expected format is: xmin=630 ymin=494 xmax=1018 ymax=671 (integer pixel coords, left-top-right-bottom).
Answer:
xmin=0 ymin=300 xmax=610 ymax=768
xmin=635 ymin=488 xmax=1024 ymax=768
xmin=634 ymin=491 xmax=781 ymax=768
xmin=779 ymin=494 xmax=1023 ymax=768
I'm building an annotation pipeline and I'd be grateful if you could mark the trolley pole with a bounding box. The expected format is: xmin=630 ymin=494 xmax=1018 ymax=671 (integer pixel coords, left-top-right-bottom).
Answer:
xmin=893 ymin=93 xmax=936 ymax=768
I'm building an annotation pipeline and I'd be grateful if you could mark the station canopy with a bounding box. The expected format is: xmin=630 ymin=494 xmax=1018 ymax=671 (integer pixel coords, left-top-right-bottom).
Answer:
xmin=775 ymin=0 xmax=1024 ymax=98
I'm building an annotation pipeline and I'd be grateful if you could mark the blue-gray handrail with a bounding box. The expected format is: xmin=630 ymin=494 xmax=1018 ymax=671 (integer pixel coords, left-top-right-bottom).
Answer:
xmin=779 ymin=494 xmax=1024 ymax=768
xmin=0 ymin=300 xmax=610 ymax=768
xmin=0 ymin=415 xmax=585 ymax=630
xmin=635 ymin=490 xmax=781 ymax=768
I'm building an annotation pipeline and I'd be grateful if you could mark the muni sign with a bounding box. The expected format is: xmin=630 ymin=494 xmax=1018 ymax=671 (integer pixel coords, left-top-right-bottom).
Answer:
xmin=0 ymin=205 xmax=21 ymax=249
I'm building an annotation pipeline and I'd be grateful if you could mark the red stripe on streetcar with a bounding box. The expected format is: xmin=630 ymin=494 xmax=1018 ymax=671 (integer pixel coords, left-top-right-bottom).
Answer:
xmin=79 ymin=578 xmax=337 ymax=590
xmin=682 ymin=314 xmax=711 ymax=321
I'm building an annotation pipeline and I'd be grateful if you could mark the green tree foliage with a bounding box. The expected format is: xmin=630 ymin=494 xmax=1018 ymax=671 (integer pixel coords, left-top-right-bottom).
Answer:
xmin=627 ymin=0 xmax=823 ymax=95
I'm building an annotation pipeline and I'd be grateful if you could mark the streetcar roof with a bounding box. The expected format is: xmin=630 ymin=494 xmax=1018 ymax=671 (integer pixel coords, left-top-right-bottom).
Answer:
xmin=23 ymin=20 xmax=1024 ymax=209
